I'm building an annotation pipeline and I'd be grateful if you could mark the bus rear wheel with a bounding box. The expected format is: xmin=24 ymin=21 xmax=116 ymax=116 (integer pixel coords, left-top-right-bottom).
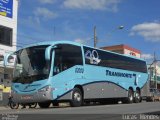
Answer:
xmin=38 ymin=102 xmax=51 ymax=108
xmin=70 ymin=88 xmax=83 ymax=107
xmin=134 ymin=90 xmax=141 ymax=103
xmin=127 ymin=89 xmax=134 ymax=103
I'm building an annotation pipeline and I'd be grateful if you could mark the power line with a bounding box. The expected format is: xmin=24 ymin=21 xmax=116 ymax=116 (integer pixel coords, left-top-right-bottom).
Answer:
xmin=0 ymin=32 xmax=52 ymax=50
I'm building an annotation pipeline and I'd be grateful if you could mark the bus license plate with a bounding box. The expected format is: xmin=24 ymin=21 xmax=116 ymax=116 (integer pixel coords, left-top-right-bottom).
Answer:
xmin=21 ymin=96 xmax=32 ymax=100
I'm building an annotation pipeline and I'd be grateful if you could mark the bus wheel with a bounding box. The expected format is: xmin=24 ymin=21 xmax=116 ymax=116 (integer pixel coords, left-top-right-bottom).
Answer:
xmin=9 ymin=102 xmax=19 ymax=109
xmin=38 ymin=102 xmax=51 ymax=108
xmin=134 ymin=90 xmax=141 ymax=103
xmin=70 ymin=88 xmax=83 ymax=107
xmin=127 ymin=89 xmax=134 ymax=103
xmin=29 ymin=103 xmax=37 ymax=108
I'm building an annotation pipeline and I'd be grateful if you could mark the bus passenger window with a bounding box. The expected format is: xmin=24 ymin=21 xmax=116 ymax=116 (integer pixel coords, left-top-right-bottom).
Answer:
xmin=63 ymin=64 xmax=67 ymax=70
xmin=53 ymin=44 xmax=83 ymax=75
xmin=53 ymin=64 xmax=60 ymax=75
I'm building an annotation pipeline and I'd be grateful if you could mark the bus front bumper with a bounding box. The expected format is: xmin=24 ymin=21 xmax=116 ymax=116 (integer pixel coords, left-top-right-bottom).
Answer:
xmin=12 ymin=86 xmax=53 ymax=104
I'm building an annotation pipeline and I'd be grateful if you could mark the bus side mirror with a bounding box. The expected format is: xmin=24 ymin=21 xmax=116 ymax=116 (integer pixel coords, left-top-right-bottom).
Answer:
xmin=45 ymin=45 xmax=58 ymax=61
xmin=4 ymin=53 xmax=16 ymax=67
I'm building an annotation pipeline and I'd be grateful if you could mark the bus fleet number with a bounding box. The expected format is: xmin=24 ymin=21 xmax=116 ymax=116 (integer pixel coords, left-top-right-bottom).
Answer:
xmin=75 ymin=68 xmax=84 ymax=73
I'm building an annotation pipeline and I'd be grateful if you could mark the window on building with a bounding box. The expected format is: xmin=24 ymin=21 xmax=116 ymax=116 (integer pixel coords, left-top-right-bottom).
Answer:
xmin=0 ymin=54 xmax=4 ymax=61
xmin=0 ymin=25 xmax=13 ymax=46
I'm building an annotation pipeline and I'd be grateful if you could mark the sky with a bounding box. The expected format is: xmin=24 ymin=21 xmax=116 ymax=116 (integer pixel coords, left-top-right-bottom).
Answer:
xmin=17 ymin=0 xmax=160 ymax=63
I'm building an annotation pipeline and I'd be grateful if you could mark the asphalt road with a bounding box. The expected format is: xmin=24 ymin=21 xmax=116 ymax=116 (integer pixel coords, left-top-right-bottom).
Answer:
xmin=0 ymin=101 xmax=160 ymax=120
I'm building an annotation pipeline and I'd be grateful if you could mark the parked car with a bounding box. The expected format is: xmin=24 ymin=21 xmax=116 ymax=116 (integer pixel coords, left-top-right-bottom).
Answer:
xmin=146 ymin=88 xmax=160 ymax=102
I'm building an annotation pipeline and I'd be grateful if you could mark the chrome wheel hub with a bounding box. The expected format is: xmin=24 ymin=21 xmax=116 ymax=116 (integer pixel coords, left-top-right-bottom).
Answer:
xmin=74 ymin=92 xmax=81 ymax=102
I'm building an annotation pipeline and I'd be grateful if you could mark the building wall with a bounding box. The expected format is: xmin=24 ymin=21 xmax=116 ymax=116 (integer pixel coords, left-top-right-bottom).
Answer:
xmin=148 ymin=64 xmax=160 ymax=89
xmin=124 ymin=49 xmax=141 ymax=58
xmin=101 ymin=44 xmax=141 ymax=58
xmin=0 ymin=0 xmax=18 ymax=55
xmin=0 ymin=0 xmax=18 ymax=105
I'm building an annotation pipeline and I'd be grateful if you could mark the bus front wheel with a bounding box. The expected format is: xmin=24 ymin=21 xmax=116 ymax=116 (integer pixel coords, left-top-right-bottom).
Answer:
xmin=70 ymin=88 xmax=83 ymax=107
xmin=29 ymin=103 xmax=37 ymax=108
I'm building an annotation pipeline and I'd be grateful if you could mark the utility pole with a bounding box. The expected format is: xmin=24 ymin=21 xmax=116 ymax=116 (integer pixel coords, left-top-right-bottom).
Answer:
xmin=94 ymin=26 xmax=97 ymax=48
xmin=93 ymin=25 xmax=124 ymax=48
xmin=154 ymin=52 xmax=157 ymax=89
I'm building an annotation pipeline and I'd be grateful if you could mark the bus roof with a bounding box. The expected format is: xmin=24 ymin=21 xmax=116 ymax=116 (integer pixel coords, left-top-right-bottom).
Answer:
xmin=18 ymin=40 xmax=146 ymax=62
xmin=19 ymin=40 xmax=81 ymax=50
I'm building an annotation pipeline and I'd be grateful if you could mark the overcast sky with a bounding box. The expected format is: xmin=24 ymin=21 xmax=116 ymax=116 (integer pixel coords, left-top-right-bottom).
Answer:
xmin=17 ymin=0 xmax=160 ymax=63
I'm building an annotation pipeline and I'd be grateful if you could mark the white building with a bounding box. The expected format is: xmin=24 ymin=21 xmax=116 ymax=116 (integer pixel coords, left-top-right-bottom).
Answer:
xmin=149 ymin=63 xmax=160 ymax=89
xmin=0 ymin=0 xmax=18 ymax=65
xmin=0 ymin=0 xmax=18 ymax=105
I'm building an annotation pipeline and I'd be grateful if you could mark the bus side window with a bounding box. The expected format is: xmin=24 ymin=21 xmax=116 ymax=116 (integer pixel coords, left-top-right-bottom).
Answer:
xmin=53 ymin=66 xmax=60 ymax=75
xmin=63 ymin=64 xmax=67 ymax=70
xmin=53 ymin=44 xmax=83 ymax=76
xmin=53 ymin=61 xmax=61 ymax=75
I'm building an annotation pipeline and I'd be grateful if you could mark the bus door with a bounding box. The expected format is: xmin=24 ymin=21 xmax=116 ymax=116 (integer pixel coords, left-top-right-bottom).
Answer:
xmin=49 ymin=44 xmax=84 ymax=99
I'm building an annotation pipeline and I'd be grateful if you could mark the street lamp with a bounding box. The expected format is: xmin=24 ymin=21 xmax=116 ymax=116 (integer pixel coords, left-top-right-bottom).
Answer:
xmin=93 ymin=25 xmax=124 ymax=48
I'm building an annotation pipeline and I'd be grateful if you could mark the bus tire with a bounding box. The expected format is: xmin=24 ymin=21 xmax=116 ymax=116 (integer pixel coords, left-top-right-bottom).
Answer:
xmin=29 ymin=103 xmax=37 ymax=108
xmin=127 ymin=89 xmax=134 ymax=103
xmin=134 ymin=90 xmax=141 ymax=103
xmin=9 ymin=102 xmax=19 ymax=109
xmin=70 ymin=88 xmax=83 ymax=107
xmin=38 ymin=102 xmax=51 ymax=108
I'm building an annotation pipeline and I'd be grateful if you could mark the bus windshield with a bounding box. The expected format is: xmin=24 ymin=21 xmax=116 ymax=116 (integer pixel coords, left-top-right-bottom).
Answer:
xmin=13 ymin=45 xmax=50 ymax=83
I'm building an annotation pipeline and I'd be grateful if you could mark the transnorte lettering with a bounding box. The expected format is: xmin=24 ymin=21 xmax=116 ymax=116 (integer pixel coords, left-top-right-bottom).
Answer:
xmin=106 ymin=70 xmax=133 ymax=78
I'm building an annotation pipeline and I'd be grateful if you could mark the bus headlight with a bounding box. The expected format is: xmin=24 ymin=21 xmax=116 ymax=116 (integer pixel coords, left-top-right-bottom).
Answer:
xmin=38 ymin=85 xmax=50 ymax=92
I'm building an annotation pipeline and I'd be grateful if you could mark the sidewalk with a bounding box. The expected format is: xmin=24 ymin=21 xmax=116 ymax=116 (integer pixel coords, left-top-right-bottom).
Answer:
xmin=0 ymin=105 xmax=10 ymax=110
